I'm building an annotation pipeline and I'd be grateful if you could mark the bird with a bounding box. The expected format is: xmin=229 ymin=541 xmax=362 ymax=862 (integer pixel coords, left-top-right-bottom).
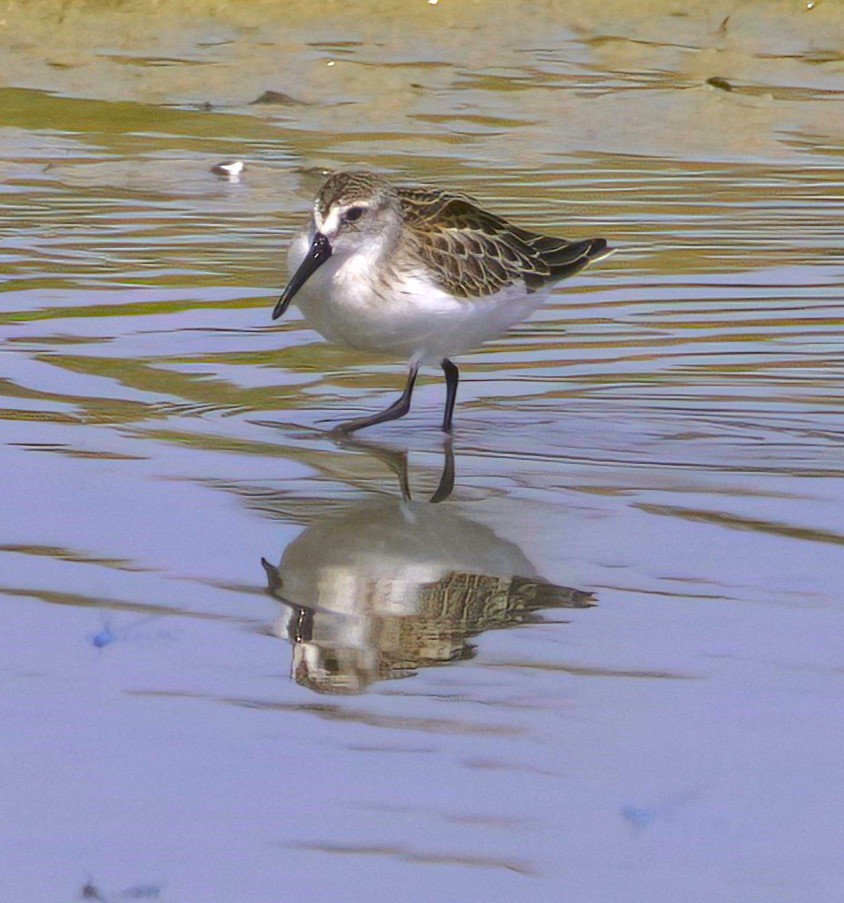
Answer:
xmin=272 ymin=170 xmax=611 ymax=433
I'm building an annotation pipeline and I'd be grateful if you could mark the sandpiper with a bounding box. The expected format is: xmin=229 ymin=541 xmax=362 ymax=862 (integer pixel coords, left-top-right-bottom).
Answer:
xmin=273 ymin=171 xmax=611 ymax=432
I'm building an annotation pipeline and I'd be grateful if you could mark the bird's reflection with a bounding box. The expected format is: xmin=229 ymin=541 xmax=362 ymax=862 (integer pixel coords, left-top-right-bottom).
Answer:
xmin=262 ymin=438 xmax=595 ymax=694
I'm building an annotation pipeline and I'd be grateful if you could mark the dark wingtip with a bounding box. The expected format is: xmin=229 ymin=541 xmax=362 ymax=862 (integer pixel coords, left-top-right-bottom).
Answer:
xmin=534 ymin=236 xmax=614 ymax=286
xmin=588 ymin=238 xmax=615 ymax=262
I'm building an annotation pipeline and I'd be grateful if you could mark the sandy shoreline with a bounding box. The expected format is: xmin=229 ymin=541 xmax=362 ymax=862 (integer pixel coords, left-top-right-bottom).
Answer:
xmin=2 ymin=0 xmax=843 ymax=164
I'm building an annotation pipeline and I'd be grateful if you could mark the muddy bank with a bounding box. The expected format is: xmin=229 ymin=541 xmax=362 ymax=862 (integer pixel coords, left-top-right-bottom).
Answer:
xmin=2 ymin=0 xmax=843 ymax=163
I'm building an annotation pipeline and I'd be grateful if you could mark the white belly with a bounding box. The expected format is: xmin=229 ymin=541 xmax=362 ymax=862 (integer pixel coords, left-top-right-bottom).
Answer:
xmin=286 ymin=232 xmax=546 ymax=364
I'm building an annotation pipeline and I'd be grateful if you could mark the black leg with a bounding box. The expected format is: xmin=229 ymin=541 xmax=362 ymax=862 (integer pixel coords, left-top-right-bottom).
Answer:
xmin=334 ymin=364 xmax=419 ymax=434
xmin=441 ymin=358 xmax=459 ymax=432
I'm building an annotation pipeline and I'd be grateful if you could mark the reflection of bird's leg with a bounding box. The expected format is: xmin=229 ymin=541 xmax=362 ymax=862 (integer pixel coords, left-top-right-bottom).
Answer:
xmin=329 ymin=433 xmax=412 ymax=499
xmin=328 ymin=432 xmax=455 ymax=502
xmin=429 ymin=435 xmax=455 ymax=504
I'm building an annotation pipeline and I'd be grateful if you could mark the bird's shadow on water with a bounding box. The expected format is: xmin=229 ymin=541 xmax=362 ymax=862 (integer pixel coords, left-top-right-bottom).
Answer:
xmin=258 ymin=432 xmax=597 ymax=695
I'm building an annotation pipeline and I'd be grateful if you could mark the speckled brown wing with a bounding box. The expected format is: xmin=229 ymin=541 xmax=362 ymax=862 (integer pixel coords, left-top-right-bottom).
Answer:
xmin=398 ymin=187 xmax=609 ymax=300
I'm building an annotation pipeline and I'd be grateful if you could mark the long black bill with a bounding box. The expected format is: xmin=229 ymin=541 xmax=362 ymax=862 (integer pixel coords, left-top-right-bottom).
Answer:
xmin=272 ymin=232 xmax=332 ymax=320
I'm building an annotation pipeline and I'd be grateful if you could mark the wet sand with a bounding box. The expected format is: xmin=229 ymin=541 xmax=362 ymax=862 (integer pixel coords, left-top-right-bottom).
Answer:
xmin=2 ymin=0 xmax=844 ymax=162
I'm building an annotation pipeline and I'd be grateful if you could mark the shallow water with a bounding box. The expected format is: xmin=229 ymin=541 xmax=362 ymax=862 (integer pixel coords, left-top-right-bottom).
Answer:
xmin=2 ymin=3 xmax=844 ymax=901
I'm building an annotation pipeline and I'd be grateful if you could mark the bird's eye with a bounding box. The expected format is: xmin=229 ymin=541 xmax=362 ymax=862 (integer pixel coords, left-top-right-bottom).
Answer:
xmin=344 ymin=206 xmax=364 ymax=223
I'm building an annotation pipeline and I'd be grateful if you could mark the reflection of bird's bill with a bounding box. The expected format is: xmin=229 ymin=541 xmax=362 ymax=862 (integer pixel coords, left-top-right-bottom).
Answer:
xmin=272 ymin=232 xmax=331 ymax=320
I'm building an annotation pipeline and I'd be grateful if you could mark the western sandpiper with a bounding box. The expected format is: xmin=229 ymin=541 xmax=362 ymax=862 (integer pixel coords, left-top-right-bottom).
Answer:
xmin=273 ymin=171 xmax=611 ymax=432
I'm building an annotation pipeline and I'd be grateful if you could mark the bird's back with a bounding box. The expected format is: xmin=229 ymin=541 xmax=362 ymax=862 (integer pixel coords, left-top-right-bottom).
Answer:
xmin=397 ymin=185 xmax=610 ymax=300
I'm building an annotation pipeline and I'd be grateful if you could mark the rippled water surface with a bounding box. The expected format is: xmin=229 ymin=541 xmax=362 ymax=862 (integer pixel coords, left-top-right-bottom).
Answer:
xmin=2 ymin=3 xmax=844 ymax=901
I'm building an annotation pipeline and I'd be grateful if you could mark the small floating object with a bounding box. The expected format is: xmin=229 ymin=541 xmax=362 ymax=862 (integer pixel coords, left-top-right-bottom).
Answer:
xmin=706 ymin=76 xmax=733 ymax=92
xmin=250 ymin=90 xmax=302 ymax=105
xmin=89 ymin=613 xmax=166 ymax=650
xmin=211 ymin=160 xmax=245 ymax=180
xmin=91 ymin=626 xmax=116 ymax=649
xmin=90 ymin=618 xmax=116 ymax=649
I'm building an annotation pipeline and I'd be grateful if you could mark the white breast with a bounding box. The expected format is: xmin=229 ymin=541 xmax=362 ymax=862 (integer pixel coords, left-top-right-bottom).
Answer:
xmin=285 ymin=226 xmax=546 ymax=363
